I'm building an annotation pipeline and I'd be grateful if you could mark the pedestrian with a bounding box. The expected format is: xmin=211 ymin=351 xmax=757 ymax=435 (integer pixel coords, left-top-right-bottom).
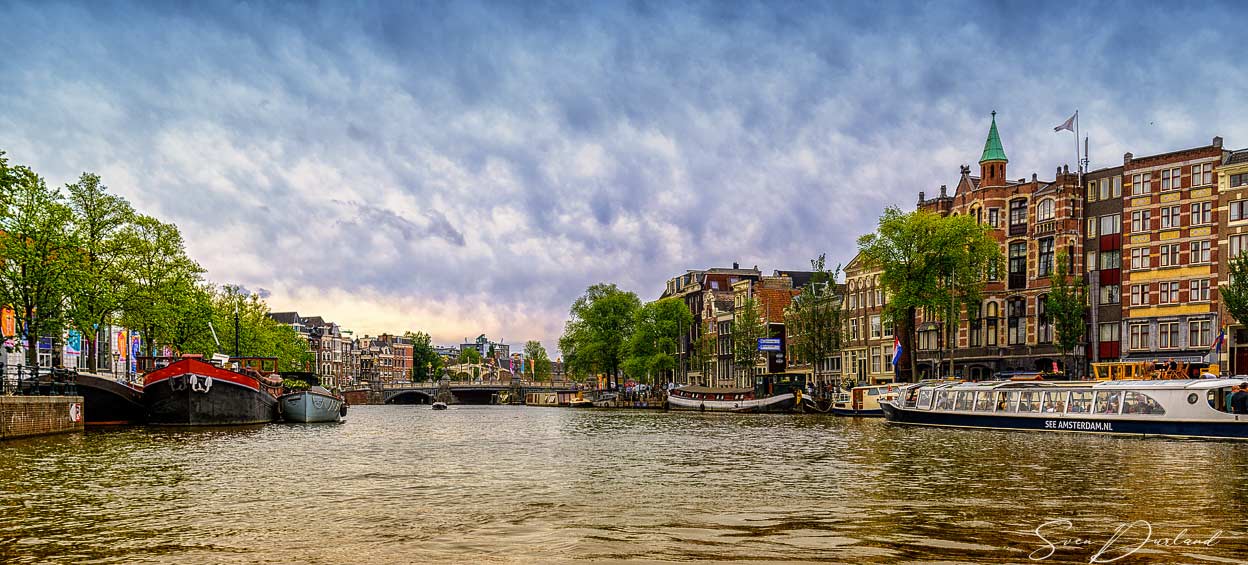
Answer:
xmin=1233 ymin=383 xmax=1248 ymax=415
xmin=1226 ymin=385 xmax=1239 ymax=413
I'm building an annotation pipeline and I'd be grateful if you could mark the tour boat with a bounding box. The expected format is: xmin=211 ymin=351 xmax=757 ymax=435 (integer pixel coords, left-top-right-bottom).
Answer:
xmin=142 ymin=356 xmax=281 ymax=426
xmin=668 ymin=386 xmax=799 ymax=413
xmin=279 ymin=386 xmax=346 ymax=423
xmin=881 ymin=378 xmax=1248 ymax=440
xmin=75 ymin=372 xmax=145 ymax=425
xmin=831 ymin=383 xmax=902 ymax=417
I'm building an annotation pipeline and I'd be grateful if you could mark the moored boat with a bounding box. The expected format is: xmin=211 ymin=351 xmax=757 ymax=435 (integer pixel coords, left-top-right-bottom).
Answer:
xmin=75 ymin=372 xmax=145 ymax=425
xmin=669 ymin=373 xmax=808 ymax=413
xmin=279 ymin=386 xmax=346 ymax=423
xmin=143 ymin=356 xmax=281 ymax=426
xmin=831 ymin=383 xmax=902 ymax=417
xmin=882 ymin=378 xmax=1248 ymax=440
xmin=432 ymin=401 xmax=448 ymax=410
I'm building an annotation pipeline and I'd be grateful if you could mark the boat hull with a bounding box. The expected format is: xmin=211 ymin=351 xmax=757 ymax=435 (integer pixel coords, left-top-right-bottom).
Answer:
xmin=668 ymin=392 xmax=797 ymax=413
xmin=279 ymin=390 xmax=344 ymax=423
xmin=76 ymin=373 xmax=145 ymax=425
xmin=144 ymin=360 xmax=278 ymax=426
xmin=831 ymin=407 xmax=884 ymax=417
xmin=880 ymin=402 xmax=1248 ymax=440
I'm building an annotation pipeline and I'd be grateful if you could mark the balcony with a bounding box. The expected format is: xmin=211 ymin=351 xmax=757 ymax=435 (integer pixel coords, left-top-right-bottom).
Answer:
xmin=1032 ymin=220 xmax=1057 ymax=236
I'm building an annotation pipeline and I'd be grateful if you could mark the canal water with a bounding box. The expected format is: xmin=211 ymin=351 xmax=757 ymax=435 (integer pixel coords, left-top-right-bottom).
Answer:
xmin=3 ymin=406 xmax=1247 ymax=564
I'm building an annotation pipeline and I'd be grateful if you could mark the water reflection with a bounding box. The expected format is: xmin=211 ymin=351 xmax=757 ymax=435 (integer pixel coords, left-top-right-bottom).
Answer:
xmin=2 ymin=406 xmax=1247 ymax=563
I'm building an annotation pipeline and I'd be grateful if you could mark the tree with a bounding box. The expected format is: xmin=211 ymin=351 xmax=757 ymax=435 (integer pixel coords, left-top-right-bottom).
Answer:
xmin=785 ymin=254 xmax=845 ymax=390
xmin=458 ymin=346 xmax=481 ymax=365
xmin=559 ymin=283 xmax=641 ymax=389
xmin=731 ymin=295 xmax=767 ymax=386
xmin=179 ymin=285 xmax=313 ymax=372
xmin=622 ymin=297 xmax=692 ymax=384
xmin=858 ymin=208 xmax=1002 ymax=381
xmin=1046 ymin=249 xmax=1087 ymax=378
xmin=65 ymin=172 xmax=134 ymax=372
xmin=116 ymin=215 xmax=205 ymax=356
xmin=523 ymin=340 xmax=552 ymax=381
xmin=0 ymin=156 xmax=82 ymax=369
xmin=406 ymin=331 xmax=442 ymax=382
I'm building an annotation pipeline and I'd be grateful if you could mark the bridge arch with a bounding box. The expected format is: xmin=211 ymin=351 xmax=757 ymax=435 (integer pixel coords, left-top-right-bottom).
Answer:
xmin=385 ymin=389 xmax=434 ymax=405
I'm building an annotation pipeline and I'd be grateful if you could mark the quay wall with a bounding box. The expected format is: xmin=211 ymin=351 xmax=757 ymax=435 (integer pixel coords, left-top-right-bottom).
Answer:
xmin=1 ymin=396 xmax=85 ymax=440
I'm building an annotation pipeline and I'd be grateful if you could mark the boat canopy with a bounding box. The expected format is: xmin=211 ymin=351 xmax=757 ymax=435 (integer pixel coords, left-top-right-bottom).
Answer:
xmin=922 ymin=378 xmax=1244 ymax=392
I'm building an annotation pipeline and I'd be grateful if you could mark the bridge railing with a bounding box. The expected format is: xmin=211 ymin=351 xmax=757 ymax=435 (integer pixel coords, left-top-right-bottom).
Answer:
xmin=1 ymin=365 xmax=79 ymax=396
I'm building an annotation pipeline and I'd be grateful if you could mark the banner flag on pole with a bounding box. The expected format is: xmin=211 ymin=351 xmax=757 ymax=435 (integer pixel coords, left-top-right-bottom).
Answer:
xmin=1054 ymin=112 xmax=1077 ymax=132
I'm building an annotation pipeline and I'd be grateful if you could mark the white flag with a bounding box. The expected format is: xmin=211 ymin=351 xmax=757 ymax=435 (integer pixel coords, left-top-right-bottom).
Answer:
xmin=1054 ymin=112 xmax=1076 ymax=133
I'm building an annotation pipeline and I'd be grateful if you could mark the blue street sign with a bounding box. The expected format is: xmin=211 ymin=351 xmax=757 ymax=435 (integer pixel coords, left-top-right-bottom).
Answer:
xmin=757 ymin=338 xmax=782 ymax=352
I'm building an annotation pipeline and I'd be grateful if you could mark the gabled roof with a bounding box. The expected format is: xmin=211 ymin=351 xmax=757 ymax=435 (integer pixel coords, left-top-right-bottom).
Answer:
xmin=269 ymin=312 xmax=301 ymax=325
xmin=1227 ymin=149 xmax=1248 ymax=166
xmin=979 ymin=112 xmax=1008 ymax=164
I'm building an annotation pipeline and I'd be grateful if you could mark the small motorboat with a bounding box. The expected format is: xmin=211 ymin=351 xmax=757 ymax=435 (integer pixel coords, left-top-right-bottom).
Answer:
xmin=432 ymin=401 xmax=448 ymax=410
xmin=279 ymin=386 xmax=345 ymax=423
xmin=567 ymin=391 xmax=594 ymax=408
xmin=831 ymin=383 xmax=902 ymax=417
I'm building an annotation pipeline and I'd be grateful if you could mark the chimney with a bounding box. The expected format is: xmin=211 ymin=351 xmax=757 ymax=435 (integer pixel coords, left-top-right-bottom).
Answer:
xmin=1032 ymin=173 xmax=1038 ymax=182
xmin=1214 ymin=136 xmax=1224 ymax=148
xmin=919 ymin=191 xmax=926 ymax=203
xmin=1063 ymin=164 xmax=1069 ymax=175
xmin=940 ymin=184 xmax=947 ymax=198
xmin=1124 ymin=152 xmax=1133 ymax=166
xmin=1056 ymin=166 xmax=1062 ymax=177
xmin=732 ymin=262 xmax=739 ymax=270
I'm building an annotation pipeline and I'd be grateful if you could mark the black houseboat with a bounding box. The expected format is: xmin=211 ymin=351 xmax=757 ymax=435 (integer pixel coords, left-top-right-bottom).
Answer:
xmin=75 ymin=372 xmax=145 ymax=425
xmin=142 ymin=356 xmax=282 ymax=426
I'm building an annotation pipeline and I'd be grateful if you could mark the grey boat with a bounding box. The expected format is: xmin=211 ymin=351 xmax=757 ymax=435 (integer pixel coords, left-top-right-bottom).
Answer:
xmin=280 ymin=386 xmax=346 ymax=423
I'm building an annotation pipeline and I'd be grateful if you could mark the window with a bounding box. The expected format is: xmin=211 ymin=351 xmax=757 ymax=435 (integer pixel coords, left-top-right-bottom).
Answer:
xmin=996 ymin=391 xmax=1017 ymax=412
xmin=1068 ymin=390 xmax=1094 ymax=414
xmin=1122 ymin=391 xmax=1166 ymax=415
xmin=1161 ymin=205 xmax=1181 ymax=228
xmin=985 ymin=302 xmax=999 ymax=346
xmin=1191 ymin=202 xmax=1212 ymax=225
xmin=1086 ymin=218 xmax=1097 ymax=238
xmin=1231 ymin=173 xmax=1248 ymax=188
xmin=1192 ymin=163 xmax=1212 ymax=186
xmin=1129 ymin=324 xmax=1150 ymax=350
xmin=876 ymin=289 xmax=884 ymax=307
xmin=1008 ymin=242 xmax=1027 ymax=289
xmin=1038 ymin=237 xmax=1054 ymax=277
xmin=1100 ymin=284 xmax=1120 ymax=304
xmin=1130 ymin=247 xmax=1149 ymax=270
xmin=1086 ymin=250 xmax=1097 ymax=272
xmin=871 ymin=346 xmax=881 ymax=373
xmin=1099 ymin=323 xmax=1120 ymax=343
xmin=1132 ymin=173 xmax=1151 ymax=195
xmin=1112 ymin=176 xmax=1122 ymax=198
xmin=974 ymin=392 xmax=994 ymax=411
xmin=1100 ymin=178 xmax=1111 ymax=200
xmin=1099 ymin=214 xmax=1121 ymax=235
xmin=1099 ymin=250 xmax=1121 ymax=270
xmin=1131 ymin=210 xmax=1151 ymax=232
xmin=1087 ymin=181 xmax=1097 ymax=202
xmin=1232 ymin=235 xmax=1248 ymax=258
xmin=1009 ymin=199 xmax=1027 ymax=232
xmin=988 ymin=208 xmax=999 ymax=227
xmin=848 ymin=292 xmax=857 ymax=310
xmin=883 ymin=345 xmax=894 ymax=372
xmin=1159 ymin=322 xmax=1178 ymax=348
xmin=1161 ymin=167 xmax=1180 ymax=190
xmin=917 ymin=389 xmax=933 ymax=410
xmin=1018 ymin=390 xmax=1042 ymax=413
xmin=954 ymin=391 xmax=974 ymax=411
xmin=1036 ymin=199 xmax=1055 ymax=221
xmin=935 ymin=390 xmax=955 ymax=410
xmin=1007 ymin=297 xmax=1026 ymax=345
xmin=850 ymin=318 xmax=860 ymax=341
xmin=1094 ymin=391 xmax=1123 ymax=414
xmin=1190 ymin=240 xmax=1211 ymax=264
xmin=1159 ymin=281 xmax=1180 ymax=304
xmin=883 ymin=319 xmax=894 ymax=338
xmin=1190 ymin=319 xmax=1213 ymax=347
xmin=1232 ymin=200 xmax=1248 ymax=221
xmin=1130 ymin=284 xmax=1149 ymax=306
xmin=1159 ymin=244 xmax=1180 ymax=267
xmin=1190 ymin=279 xmax=1210 ymax=301
xmin=1042 ymin=391 xmax=1067 ymax=413
xmin=1037 ymin=295 xmax=1052 ymax=344
xmin=870 ymin=315 xmax=881 ymax=339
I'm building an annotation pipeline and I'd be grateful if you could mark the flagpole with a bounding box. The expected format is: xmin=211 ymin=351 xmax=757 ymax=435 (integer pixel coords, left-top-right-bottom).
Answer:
xmin=1075 ymin=110 xmax=1081 ymax=174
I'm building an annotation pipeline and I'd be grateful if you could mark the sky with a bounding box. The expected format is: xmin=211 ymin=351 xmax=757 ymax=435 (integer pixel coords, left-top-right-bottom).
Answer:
xmin=2 ymin=0 xmax=1247 ymax=354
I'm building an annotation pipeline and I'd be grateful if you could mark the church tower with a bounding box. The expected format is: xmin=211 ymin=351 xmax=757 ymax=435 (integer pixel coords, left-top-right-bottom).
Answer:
xmin=979 ymin=111 xmax=1008 ymax=188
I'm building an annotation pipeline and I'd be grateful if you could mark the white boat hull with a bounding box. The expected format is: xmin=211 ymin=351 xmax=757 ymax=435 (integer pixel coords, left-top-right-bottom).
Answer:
xmin=668 ymin=392 xmax=797 ymax=413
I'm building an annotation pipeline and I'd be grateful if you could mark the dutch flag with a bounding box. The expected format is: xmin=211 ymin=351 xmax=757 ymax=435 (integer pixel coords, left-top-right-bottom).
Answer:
xmin=892 ymin=337 xmax=903 ymax=366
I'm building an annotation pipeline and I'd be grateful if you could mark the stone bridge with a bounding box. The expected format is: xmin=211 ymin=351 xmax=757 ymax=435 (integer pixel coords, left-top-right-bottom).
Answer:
xmin=368 ymin=381 xmax=580 ymax=405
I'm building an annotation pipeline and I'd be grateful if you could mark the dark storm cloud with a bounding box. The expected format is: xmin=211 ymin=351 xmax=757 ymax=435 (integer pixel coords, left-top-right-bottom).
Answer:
xmin=2 ymin=0 xmax=1247 ymax=348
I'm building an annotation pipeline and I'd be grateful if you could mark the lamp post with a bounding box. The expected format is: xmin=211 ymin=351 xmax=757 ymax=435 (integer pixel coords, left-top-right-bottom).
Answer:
xmin=233 ymin=302 xmax=240 ymax=358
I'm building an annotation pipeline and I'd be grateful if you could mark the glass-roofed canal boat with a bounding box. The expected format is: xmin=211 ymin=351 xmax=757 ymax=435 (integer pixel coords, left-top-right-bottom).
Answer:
xmin=881 ymin=378 xmax=1248 ymax=440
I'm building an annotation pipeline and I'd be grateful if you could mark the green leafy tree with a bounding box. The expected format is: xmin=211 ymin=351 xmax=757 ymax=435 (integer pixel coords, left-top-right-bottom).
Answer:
xmin=559 ymin=283 xmax=641 ymax=388
xmin=1046 ymin=249 xmax=1087 ymax=378
xmin=785 ymin=254 xmax=845 ymax=389
xmin=405 ymin=331 xmax=443 ymax=382
xmin=117 ymin=214 xmax=206 ymax=355
xmin=0 ymin=155 xmax=82 ymax=368
xmin=731 ymin=295 xmax=767 ymax=385
xmin=933 ymin=214 xmax=1004 ymax=377
xmin=622 ymin=297 xmax=692 ymax=384
xmin=1222 ymin=253 xmax=1248 ymax=372
xmin=458 ymin=346 xmax=482 ymax=365
xmin=65 ymin=172 xmax=135 ymax=372
xmin=523 ymin=339 xmax=552 ymax=381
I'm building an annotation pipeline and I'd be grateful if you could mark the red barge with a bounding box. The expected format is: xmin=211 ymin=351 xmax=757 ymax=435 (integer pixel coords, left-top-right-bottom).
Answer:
xmin=142 ymin=356 xmax=282 ymax=426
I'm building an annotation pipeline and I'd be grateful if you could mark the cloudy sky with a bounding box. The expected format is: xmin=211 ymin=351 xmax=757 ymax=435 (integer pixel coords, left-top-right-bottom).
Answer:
xmin=2 ymin=1 xmax=1246 ymax=352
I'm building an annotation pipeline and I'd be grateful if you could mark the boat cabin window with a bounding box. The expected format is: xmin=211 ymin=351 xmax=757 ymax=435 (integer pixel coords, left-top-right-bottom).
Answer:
xmin=974 ymin=391 xmax=994 ymax=411
xmin=917 ymin=389 xmax=933 ymax=410
xmin=1094 ymin=391 xmax=1122 ymax=414
xmin=935 ymin=390 xmax=956 ymax=411
xmin=1121 ymin=391 xmax=1166 ymax=416
xmin=867 ymin=388 xmax=880 ymax=396
xmin=954 ymin=391 xmax=974 ymax=411
xmin=998 ymin=391 xmax=1019 ymax=412
xmin=1067 ymin=390 xmax=1093 ymax=414
xmin=1042 ymin=391 xmax=1067 ymax=413
xmin=1018 ymin=390 xmax=1042 ymax=413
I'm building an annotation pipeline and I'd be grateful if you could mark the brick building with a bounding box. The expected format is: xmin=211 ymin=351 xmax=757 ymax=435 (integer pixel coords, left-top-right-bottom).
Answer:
xmin=1119 ymin=137 xmax=1227 ymax=364
xmin=660 ymin=265 xmax=761 ymax=385
xmin=916 ymin=113 xmax=1084 ymax=379
xmin=1216 ymin=148 xmax=1248 ymax=371
xmin=841 ymin=252 xmax=895 ymax=385
xmin=1083 ymin=166 xmax=1124 ymax=364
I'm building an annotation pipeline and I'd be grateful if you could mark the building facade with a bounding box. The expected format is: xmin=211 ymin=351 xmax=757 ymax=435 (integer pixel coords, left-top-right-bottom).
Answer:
xmin=1084 ymin=166 xmax=1125 ymax=364
xmin=840 ymin=252 xmax=895 ymax=385
xmin=1217 ymin=148 xmax=1248 ymax=371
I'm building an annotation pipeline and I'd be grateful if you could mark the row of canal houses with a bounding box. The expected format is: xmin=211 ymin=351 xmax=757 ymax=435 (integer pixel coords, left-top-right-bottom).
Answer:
xmin=662 ymin=114 xmax=1248 ymax=388
xmin=268 ymin=312 xmax=414 ymax=389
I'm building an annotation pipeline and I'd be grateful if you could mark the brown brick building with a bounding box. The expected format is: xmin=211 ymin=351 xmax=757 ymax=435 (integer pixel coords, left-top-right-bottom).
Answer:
xmin=1216 ymin=148 xmax=1248 ymax=371
xmin=840 ymin=252 xmax=895 ymax=385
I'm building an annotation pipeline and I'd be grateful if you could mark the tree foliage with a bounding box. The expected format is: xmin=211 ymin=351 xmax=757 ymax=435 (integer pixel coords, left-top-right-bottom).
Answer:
xmin=1046 ymin=249 xmax=1087 ymax=377
xmin=458 ymin=346 xmax=482 ymax=365
xmin=622 ymin=297 xmax=692 ymax=383
xmin=523 ymin=339 xmax=552 ymax=381
xmin=785 ymin=254 xmax=845 ymax=387
xmin=116 ymin=214 xmax=206 ymax=355
xmin=559 ymin=283 xmax=640 ymax=386
xmin=406 ymin=330 xmax=443 ymax=381
xmin=65 ymin=172 xmax=135 ymax=371
xmin=731 ymin=295 xmax=766 ymax=381
xmin=1223 ymin=252 xmax=1248 ymax=330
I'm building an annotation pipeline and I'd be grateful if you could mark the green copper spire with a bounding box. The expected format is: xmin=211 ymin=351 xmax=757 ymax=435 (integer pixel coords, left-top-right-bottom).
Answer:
xmin=979 ymin=111 xmax=1008 ymax=164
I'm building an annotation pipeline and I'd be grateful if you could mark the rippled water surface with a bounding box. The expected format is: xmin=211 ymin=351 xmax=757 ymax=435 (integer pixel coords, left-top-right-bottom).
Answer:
xmin=4 ymin=405 xmax=1248 ymax=563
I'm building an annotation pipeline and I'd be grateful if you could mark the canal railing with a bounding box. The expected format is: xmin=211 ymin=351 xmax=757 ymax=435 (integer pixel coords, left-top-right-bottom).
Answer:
xmin=1 ymin=365 xmax=80 ymax=396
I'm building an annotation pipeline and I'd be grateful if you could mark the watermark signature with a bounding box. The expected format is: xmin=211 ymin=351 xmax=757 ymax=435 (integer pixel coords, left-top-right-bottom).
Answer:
xmin=1029 ymin=519 xmax=1222 ymax=562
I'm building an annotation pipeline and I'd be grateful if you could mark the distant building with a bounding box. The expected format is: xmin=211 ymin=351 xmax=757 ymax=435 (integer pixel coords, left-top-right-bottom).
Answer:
xmin=1218 ymin=147 xmax=1248 ymax=372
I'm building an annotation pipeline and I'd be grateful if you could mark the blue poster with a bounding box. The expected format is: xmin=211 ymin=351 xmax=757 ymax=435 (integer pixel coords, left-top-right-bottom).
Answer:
xmin=66 ymin=330 xmax=82 ymax=354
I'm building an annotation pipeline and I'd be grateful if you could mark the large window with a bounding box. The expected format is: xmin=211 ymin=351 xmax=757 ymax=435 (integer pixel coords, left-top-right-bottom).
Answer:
xmin=1231 ymin=235 xmax=1248 ymax=258
xmin=1130 ymin=247 xmax=1149 ymax=270
xmin=1009 ymin=199 xmax=1027 ymax=234
xmin=985 ymin=302 xmax=999 ymax=346
xmin=1132 ymin=173 xmax=1152 ymax=195
xmin=1190 ymin=240 xmax=1211 ymax=264
xmin=1099 ymin=250 xmax=1121 ymax=270
xmin=870 ymin=315 xmax=881 ymax=339
xmin=1231 ymin=173 xmax=1248 ymax=188
xmin=850 ymin=318 xmax=861 ymax=341
xmin=1192 ymin=163 xmax=1212 ymax=186
xmin=988 ymin=208 xmax=999 ymax=227
xmin=1007 ymin=297 xmax=1026 ymax=345
xmin=1190 ymin=279 xmax=1211 ymax=301
xmin=1160 ymin=243 xmax=1180 ymax=267
xmin=1100 ymin=284 xmax=1120 ymax=304
xmin=1161 ymin=167 xmax=1181 ymax=191
xmin=1122 ymin=391 xmax=1166 ymax=415
xmin=1130 ymin=324 xmax=1150 ymax=350
xmin=1131 ymin=210 xmax=1151 ymax=232
xmin=1230 ymin=200 xmax=1248 ymax=221
xmin=1036 ymin=199 xmax=1055 ymax=221
xmin=1098 ymin=214 xmax=1121 ymax=235
xmin=1159 ymin=322 xmax=1178 ymax=348
xmin=1191 ymin=202 xmax=1212 ymax=225
xmin=1112 ymin=176 xmax=1122 ymax=197
xmin=1190 ymin=320 xmax=1212 ymax=347
xmin=1038 ymin=237 xmax=1054 ymax=277
xmin=1099 ymin=323 xmax=1120 ymax=343
xmin=1131 ymin=284 xmax=1149 ymax=306
xmin=1159 ymin=281 xmax=1180 ymax=304
xmin=1008 ymin=242 xmax=1027 ymax=289
xmin=1161 ymin=205 xmax=1181 ymax=228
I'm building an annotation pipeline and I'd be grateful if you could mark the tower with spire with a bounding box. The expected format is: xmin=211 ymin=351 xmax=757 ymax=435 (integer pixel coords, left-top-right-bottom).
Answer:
xmin=979 ymin=111 xmax=1008 ymax=188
